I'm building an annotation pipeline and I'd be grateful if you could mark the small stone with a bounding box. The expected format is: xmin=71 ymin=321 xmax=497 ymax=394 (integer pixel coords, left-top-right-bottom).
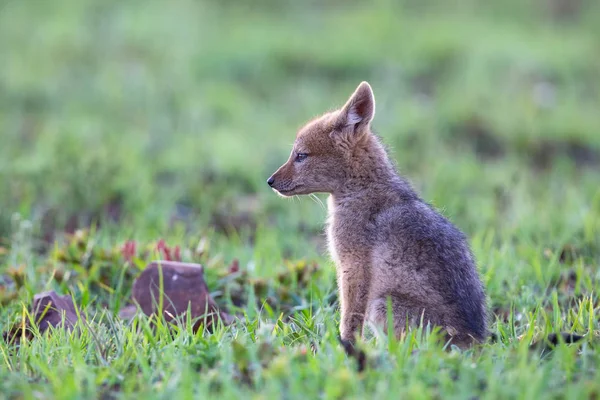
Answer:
xmin=32 ymin=290 xmax=83 ymax=332
xmin=3 ymin=290 xmax=84 ymax=346
xmin=131 ymin=261 xmax=233 ymax=330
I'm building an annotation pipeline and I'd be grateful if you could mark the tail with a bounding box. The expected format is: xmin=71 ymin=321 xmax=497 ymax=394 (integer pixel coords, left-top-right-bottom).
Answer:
xmin=489 ymin=332 xmax=586 ymax=348
xmin=532 ymin=332 xmax=585 ymax=349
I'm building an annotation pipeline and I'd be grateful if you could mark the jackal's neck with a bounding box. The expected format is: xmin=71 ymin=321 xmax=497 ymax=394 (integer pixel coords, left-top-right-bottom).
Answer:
xmin=331 ymin=134 xmax=415 ymax=202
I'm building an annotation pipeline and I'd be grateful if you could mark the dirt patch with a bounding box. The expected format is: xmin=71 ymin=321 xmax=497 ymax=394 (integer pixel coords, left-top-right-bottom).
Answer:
xmin=38 ymin=193 xmax=124 ymax=250
xmin=449 ymin=115 xmax=600 ymax=169
xmin=529 ymin=139 xmax=600 ymax=170
xmin=449 ymin=116 xmax=505 ymax=160
xmin=544 ymin=242 xmax=599 ymax=265
xmin=210 ymin=195 xmax=261 ymax=235
xmin=547 ymin=0 xmax=583 ymax=21
xmin=274 ymin=53 xmax=372 ymax=83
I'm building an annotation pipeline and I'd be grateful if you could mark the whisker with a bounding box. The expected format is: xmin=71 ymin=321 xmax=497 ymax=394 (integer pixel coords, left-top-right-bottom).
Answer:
xmin=309 ymin=193 xmax=326 ymax=210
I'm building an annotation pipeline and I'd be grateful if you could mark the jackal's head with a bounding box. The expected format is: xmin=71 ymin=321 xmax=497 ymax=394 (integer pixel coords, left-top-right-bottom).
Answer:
xmin=267 ymin=81 xmax=376 ymax=196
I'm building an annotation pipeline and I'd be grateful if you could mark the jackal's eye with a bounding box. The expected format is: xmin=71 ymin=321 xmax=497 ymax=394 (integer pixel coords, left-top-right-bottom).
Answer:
xmin=295 ymin=153 xmax=308 ymax=163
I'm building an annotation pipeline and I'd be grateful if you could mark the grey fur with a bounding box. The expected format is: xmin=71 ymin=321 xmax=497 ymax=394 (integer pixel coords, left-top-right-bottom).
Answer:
xmin=268 ymin=82 xmax=488 ymax=347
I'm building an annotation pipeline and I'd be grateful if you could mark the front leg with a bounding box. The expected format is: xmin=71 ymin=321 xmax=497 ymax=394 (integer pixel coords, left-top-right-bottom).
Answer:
xmin=338 ymin=265 xmax=369 ymax=342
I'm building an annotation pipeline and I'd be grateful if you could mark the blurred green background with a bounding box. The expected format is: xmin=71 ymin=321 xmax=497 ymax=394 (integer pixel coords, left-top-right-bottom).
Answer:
xmin=1 ymin=0 xmax=599 ymax=295
xmin=1 ymin=0 xmax=600 ymax=397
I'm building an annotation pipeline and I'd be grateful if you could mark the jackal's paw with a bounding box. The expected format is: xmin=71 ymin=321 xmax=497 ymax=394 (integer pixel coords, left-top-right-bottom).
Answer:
xmin=338 ymin=335 xmax=367 ymax=372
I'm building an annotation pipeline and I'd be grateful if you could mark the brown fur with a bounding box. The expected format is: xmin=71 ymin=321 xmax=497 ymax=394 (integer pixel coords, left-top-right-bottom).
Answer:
xmin=268 ymin=82 xmax=488 ymax=348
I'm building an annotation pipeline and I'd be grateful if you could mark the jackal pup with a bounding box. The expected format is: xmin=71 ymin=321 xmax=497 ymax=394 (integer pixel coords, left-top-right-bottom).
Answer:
xmin=267 ymin=82 xmax=487 ymax=347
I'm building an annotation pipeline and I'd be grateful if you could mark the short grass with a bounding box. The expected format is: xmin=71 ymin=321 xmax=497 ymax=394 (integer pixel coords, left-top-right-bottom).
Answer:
xmin=1 ymin=0 xmax=599 ymax=398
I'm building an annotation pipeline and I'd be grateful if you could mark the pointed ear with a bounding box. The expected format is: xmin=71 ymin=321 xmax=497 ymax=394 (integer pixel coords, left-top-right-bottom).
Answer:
xmin=337 ymin=81 xmax=375 ymax=130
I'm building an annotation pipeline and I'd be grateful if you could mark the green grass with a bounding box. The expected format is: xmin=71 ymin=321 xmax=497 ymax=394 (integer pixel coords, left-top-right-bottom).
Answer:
xmin=1 ymin=0 xmax=600 ymax=398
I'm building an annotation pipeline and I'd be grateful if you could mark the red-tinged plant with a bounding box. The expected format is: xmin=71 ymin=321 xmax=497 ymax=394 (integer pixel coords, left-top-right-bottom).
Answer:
xmin=155 ymin=239 xmax=182 ymax=262
xmin=121 ymin=240 xmax=137 ymax=262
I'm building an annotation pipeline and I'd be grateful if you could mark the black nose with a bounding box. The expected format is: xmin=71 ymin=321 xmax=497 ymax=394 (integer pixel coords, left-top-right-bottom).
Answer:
xmin=267 ymin=176 xmax=275 ymax=186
